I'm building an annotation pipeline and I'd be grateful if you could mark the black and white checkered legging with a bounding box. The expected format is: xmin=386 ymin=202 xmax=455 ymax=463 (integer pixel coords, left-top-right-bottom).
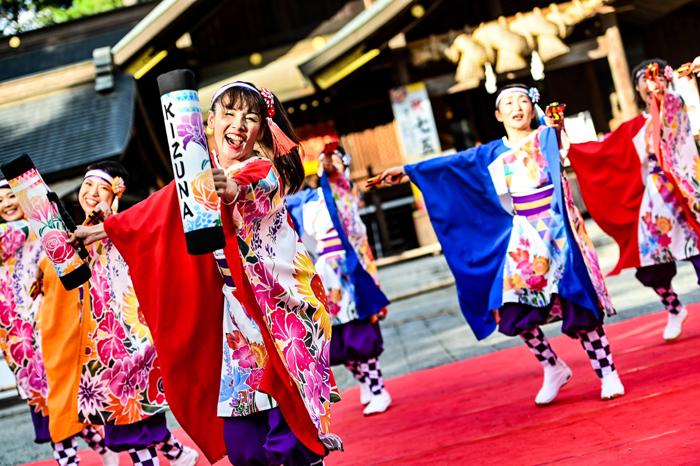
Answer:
xmin=345 ymin=358 xmax=385 ymax=395
xmin=578 ymin=327 xmax=616 ymax=379
xmin=654 ymin=285 xmax=682 ymax=315
xmin=51 ymin=426 xmax=108 ymax=466
xmin=521 ymin=326 xmax=557 ymax=367
xmin=361 ymin=358 xmax=384 ymax=395
xmin=521 ymin=326 xmax=616 ymax=379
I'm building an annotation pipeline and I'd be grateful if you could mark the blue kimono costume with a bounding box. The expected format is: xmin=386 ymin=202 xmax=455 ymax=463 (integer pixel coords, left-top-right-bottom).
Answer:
xmin=287 ymin=171 xmax=389 ymax=366
xmin=405 ymin=127 xmax=614 ymax=340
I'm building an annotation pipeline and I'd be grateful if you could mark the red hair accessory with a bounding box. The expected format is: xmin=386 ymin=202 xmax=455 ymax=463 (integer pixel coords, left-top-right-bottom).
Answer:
xmin=260 ymin=87 xmax=298 ymax=158
xmin=261 ymin=88 xmax=275 ymax=118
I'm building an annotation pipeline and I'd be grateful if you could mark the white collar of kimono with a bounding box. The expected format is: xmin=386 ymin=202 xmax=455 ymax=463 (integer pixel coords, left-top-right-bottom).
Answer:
xmin=84 ymin=169 xmax=113 ymax=184
xmin=495 ymin=88 xmax=531 ymax=109
xmin=501 ymin=130 xmax=538 ymax=149
xmin=0 ymin=179 xmax=9 ymax=189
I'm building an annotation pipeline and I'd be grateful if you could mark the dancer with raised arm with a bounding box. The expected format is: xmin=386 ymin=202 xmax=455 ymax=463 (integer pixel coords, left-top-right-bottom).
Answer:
xmin=381 ymin=84 xmax=624 ymax=406
xmin=0 ymin=179 xmax=119 ymax=466
xmin=569 ymin=59 xmax=700 ymax=342
xmin=69 ymin=82 xmax=342 ymax=466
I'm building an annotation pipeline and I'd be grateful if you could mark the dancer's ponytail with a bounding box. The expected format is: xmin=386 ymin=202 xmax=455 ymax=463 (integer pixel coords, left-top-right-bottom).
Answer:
xmin=261 ymin=95 xmax=305 ymax=195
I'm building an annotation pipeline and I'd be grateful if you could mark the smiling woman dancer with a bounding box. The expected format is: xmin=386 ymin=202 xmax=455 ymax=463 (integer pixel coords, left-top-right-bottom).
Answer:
xmin=70 ymin=82 xmax=342 ymax=466
xmin=569 ymin=59 xmax=700 ymax=342
xmin=0 ymin=179 xmax=119 ymax=466
xmin=64 ymin=163 xmax=198 ymax=466
xmin=381 ymin=84 xmax=624 ymax=406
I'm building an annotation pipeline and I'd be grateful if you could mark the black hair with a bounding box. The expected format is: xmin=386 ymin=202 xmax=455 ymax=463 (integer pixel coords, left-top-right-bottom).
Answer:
xmin=631 ymin=58 xmax=669 ymax=110
xmin=336 ymin=145 xmax=345 ymax=155
xmin=211 ymin=82 xmax=305 ymax=195
xmin=494 ymin=83 xmax=530 ymax=110
xmin=85 ymin=161 xmax=131 ymax=187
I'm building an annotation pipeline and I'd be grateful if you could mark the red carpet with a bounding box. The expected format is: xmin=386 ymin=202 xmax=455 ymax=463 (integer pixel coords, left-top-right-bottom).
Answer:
xmin=22 ymin=308 xmax=700 ymax=466
xmin=326 ymin=307 xmax=700 ymax=465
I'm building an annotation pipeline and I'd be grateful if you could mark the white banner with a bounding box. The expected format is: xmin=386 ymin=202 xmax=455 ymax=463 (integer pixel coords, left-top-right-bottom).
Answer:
xmin=390 ymin=82 xmax=441 ymax=163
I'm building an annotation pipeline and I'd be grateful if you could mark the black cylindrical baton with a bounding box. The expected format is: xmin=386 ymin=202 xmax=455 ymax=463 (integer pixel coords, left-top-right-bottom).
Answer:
xmin=158 ymin=69 xmax=226 ymax=255
xmin=1 ymin=154 xmax=91 ymax=290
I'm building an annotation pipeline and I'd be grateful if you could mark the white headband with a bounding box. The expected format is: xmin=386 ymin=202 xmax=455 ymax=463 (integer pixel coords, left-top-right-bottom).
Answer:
xmin=495 ymin=87 xmax=540 ymax=109
xmin=211 ymin=82 xmax=260 ymax=105
xmin=84 ymin=169 xmax=114 ymax=184
xmin=0 ymin=179 xmax=9 ymax=189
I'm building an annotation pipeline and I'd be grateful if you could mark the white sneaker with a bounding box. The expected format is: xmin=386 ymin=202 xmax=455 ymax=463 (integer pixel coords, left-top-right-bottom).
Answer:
xmin=99 ymin=449 xmax=120 ymax=466
xmin=169 ymin=447 xmax=199 ymax=466
xmin=601 ymin=370 xmax=625 ymax=401
xmin=363 ymin=389 xmax=392 ymax=416
xmin=535 ymin=359 xmax=573 ymax=407
xmin=663 ymin=306 xmax=688 ymax=342
xmin=359 ymin=381 xmax=371 ymax=406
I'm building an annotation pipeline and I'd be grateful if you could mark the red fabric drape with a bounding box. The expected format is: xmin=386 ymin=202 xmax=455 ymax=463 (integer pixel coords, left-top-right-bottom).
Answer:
xmin=568 ymin=115 xmax=647 ymax=276
xmin=104 ymin=182 xmax=324 ymax=463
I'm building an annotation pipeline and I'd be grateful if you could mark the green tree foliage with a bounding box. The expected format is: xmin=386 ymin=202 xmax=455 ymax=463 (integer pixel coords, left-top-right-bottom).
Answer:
xmin=41 ymin=0 xmax=123 ymax=24
xmin=1 ymin=0 xmax=124 ymax=34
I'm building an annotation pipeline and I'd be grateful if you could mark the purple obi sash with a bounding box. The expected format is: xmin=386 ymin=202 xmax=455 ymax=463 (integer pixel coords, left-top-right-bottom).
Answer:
xmin=319 ymin=229 xmax=344 ymax=256
xmin=512 ymin=185 xmax=554 ymax=216
xmin=649 ymin=154 xmax=663 ymax=174
xmin=214 ymin=252 xmax=236 ymax=288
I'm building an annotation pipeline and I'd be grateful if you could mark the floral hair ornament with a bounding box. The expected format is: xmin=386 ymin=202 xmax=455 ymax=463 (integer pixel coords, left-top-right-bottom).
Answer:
xmin=111 ymin=177 xmax=126 ymax=198
xmin=664 ymin=65 xmax=674 ymax=81
xmin=528 ymin=87 xmax=540 ymax=104
xmin=211 ymin=82 xmax=299 ymax=158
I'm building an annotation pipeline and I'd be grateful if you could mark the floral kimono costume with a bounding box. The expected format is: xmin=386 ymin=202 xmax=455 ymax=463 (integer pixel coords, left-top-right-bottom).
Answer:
xmin=75 ymin=238 xmax=175 ymax=453
xmin=570 ymin=90 xmax=700 ymax=319
xmin=487 ymin=128 xmax=614 ymax=337
xmin=1 ymin=222 xmax=115 ymax=462
xmin=0 ymin=220 xmax=49 ymax=440
xmin=217 ymin=155 xmax=341 ymax=465
xmin=289 ymin=169 xmax=386 ymax=397
xmin=406 ymin=126 xmax=619 ymax=381
xmin=634 ymin=91 xmax=700 ymax=296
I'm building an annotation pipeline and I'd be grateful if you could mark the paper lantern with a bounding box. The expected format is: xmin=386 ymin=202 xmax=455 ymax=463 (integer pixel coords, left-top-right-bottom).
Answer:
xmin=1 ymin=154 xmax=91 ymax=290
xmin=157 ymin=69 xmax=226 ymax=255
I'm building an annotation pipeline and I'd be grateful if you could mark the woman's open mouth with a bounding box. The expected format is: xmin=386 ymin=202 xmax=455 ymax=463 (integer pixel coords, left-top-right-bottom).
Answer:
xmin=225 ymin=133 xmax=245 ymax=150
xmin=2 ymin=207 xmax=17 ymax=217
xmin=84 ymin=198 xmax=99 ymax=209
